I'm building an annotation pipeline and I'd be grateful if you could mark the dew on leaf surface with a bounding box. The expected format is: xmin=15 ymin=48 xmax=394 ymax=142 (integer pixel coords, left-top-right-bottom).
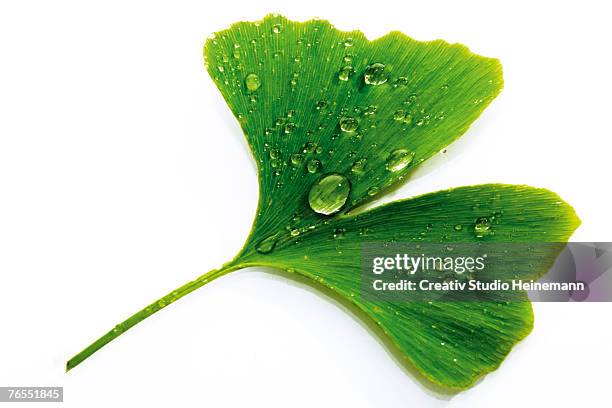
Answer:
xmin=308 ymin=173 xmax=351 ymax=215
xmin=306 ymin=158 xmax=322 ymax=173
xmin=339 ymin=116 xmax=359 ymax=133
xmin=385 ymin=148 xmax=415 ymax=172
xmin=245 ymin=73 xmax=261 ymax=92
xmin=256 ymin=233 xmax=279 ymax=254
xmin=474 ymin=217 xmax=493 ymax=238
xmin=364 ymin=63 xmax=388 ymax=85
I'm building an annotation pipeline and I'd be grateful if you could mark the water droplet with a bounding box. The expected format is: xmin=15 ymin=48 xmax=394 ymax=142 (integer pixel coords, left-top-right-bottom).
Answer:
xmin=306 ymin=158 xmax=322 ymax=173
xmin=385 ymin=149 xmax=415 ymax=172
xmin=315 ymin=100 xmax=328 ymax=111
xmin=245 ymin=73 xmax=261 ymax=92
xmin=344 ymin=38 xmax=353 ymax=47
xmin=394 ymin=76 xmax=408 ymax=87
xmin=308 ymin=173 xmax=351 ymax=215
xmin=364 ymin=63 xmax=388 ymax=85
xmin=272 ymin=24 xmax=282 ymax=34
xmin=303 ymin=142 xmax=316 ymax=154
xmin=333 ymin=228 xmax=346 ymax=239
xmin=256 ymin=234 xmax=279 ymax=254
xmin=338 ymin=66 xmax=354 ymax=81
xmin=474 ymin=217 xmax=492 ymax=238
xmin=367 ymin=186 xmax=379 ymax=196
xmin=363 ymin=105 xmax=377 ymax=115
xmin=351 ymin=159 xmax=366 ymax=175
xmin=454 ymin=224 xmax=463 ymax=231
xmin=290 ymin=228 xmax=300 ymax=237
xmin=284 ymin=123 xmax=296 ymax=134
xmin=393 ymin=109 xmax=406 ymax=121
xmin=339 ymin=116 xmax=359 ymax=133
xmin=290 ymin=153 xmax=303 ymax=166
xmin=269 ymin=148 xmax=280 ymax=159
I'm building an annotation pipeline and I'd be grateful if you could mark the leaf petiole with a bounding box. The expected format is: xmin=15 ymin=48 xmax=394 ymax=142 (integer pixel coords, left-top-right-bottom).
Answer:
xmin=66 ymin=263 xmax=242 ymax=372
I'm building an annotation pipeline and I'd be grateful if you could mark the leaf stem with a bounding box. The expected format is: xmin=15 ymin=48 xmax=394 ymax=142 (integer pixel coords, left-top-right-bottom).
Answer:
xmin=66 ymin=263 xmax=241 ymax=372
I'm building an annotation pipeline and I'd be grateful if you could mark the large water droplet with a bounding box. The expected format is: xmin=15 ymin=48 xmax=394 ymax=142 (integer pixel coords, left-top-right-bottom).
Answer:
xmin=245 ymin=73 xmax=261 ymax=92
xmin=340 ymin=116 xmax=359 ymax=133
xmin=385 ymin=148 xmax=415 ymax=172
xmin=364 ymin=63 xmax=388 ymax=85
xmin=256 ymin=234 xmax=279 ymax=254
xmin=308 ymin=173 xmax=351 ymax=215
xmin=474 ymin=217 xmax=492 ymax=238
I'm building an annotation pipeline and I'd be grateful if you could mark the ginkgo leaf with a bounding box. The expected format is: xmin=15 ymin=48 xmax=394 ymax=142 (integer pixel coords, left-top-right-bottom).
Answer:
xmin=236 ymin=184 xmax=579 ymax=389
xmin=204 ymin=14 xmax=502 ymax=241
xmin=67 ymin=14 xmax=580 ymax=392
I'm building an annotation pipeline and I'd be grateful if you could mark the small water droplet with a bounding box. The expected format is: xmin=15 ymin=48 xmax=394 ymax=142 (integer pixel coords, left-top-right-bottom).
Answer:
xmin=351 ymin=159 xmax=366 ymax=175
xmin=364 ymin=63 xmax=388 ymax=85
xmin=333 ymin=228 xmax=346 ymax=239
xmin=394 ymin=76 xmax=408 ymax=87
xmin=284 ymin=123 xmax=296 ymax=134
xmin=454 ymin=224 xmax=463 ymax=231
xmin=367 ymin=186 xmax=379 ymax=196
xmin=344 ymin=38 xmax=353 ymax=47
xmin=338 ymin=66 xmax=354 ymax=81
xmin=308 ymin=173 xmax=351 ymax=215
xmin=385 ymin=148 xmax=415 ymax=172
xmin=306 ymin=158 xmax=322 ymax=173
xmin=303 ymin=142 xmax=316 ymax=154
xmin=245 ymin=73 xmax=261 ymax=92
xmin=315 ymin=100 xmax=328 ymax=111
xmin=272 ymin=24 xmax=282 ymax=34
xmin=256 ymin=234 xmax=279 ymax=254
xmin=290 ymin=153 xmax=303 ymax=166
xmin=269 ymin=148 xmax=280 ymax=159
xmin=393 ymin=109 xmax=406 ymax=121
xmin=474 ymin=217 xmax=492 ymax=238
xmin=339 ymin=116 xmax=359 ymax=133
xmin=363 ymin=105 xmax=377 ymax=116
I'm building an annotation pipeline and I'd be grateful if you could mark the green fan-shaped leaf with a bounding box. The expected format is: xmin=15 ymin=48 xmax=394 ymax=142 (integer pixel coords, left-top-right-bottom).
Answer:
xmin=204 ymin=14 xmax=503 ymax=244
xmin=237 ymin=184 xmax=579 ymax=389
xmin=67 ymin=14 xmax=580 ymax=392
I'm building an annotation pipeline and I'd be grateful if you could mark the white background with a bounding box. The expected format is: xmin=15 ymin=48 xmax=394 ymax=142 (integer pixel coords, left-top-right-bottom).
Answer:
xmin=1 ymin=0 xmax=611 ymax=407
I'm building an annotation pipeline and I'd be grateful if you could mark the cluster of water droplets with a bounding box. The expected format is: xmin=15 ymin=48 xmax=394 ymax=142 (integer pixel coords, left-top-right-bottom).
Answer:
xmin=206 ymin=22 xmax=502 ymax=257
